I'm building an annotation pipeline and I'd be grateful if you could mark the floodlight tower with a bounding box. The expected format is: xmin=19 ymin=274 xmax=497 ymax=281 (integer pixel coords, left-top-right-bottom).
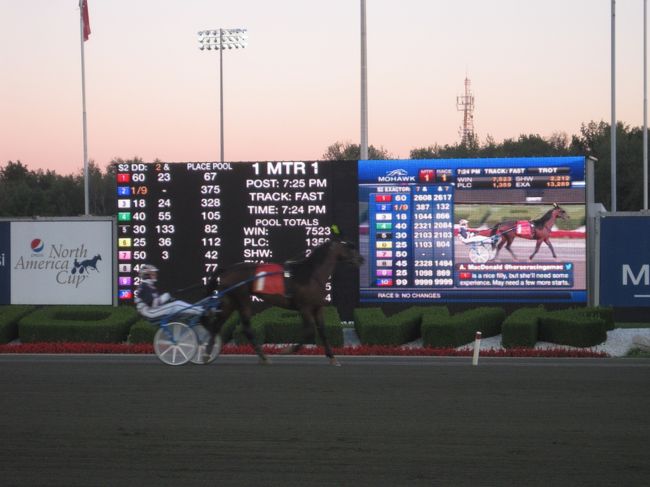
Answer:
xmin=198 ymin=28 xmax=248 ymax=163
xmin=456 ymin=77 xmax=475 ymax=145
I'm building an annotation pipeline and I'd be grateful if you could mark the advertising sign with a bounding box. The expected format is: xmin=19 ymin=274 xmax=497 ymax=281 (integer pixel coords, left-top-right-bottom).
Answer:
xmin=0 ymin=222 xmax=9 ymax=303
xmin=598 ymin=213 xmax=650 ymax=307
xmin=0 ymin=219 xmax=115 ymax=305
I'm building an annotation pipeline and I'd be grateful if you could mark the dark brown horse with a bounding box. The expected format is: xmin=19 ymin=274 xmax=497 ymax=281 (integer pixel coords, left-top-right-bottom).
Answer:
xmin=202 ymin=238 xmax=364 ymax=366
xmin=489 ymin=203 xmax=569 ymax=260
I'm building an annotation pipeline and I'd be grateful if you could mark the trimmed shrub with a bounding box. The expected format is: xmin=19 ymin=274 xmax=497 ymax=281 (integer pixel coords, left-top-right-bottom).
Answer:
xmin=354 ymin=306 xmax=439 ymax=345
xmin=539 ymin=310 xmax=607 ymax=347
xmin=316 ymin=306 xmax=344 ymax=347
xmin=19 ymin=305 xmax=138 ymax=343
xmin=574 ymin=306 xmax=615 ymax=331
xmin=386 ymin=306 xmax=428 ymax=344
xmin=129 ymin=312 xmax=243 ymax=345
xmin=422 ymin=307 xmax=505 ymax=347
xmin=501 ymin=306 xmax=546 ymax=348
xmin=0 ymin=305 xmax=37 ymax=344
xmin=127 ymin=319 xmax=157 ymax=344
xmin=262 ymin=308 xmax=306 ymax=343
xmin=353 ymin=308 xmax=387 ymax=342
xmin=234 ymin=306 xmax=343 ymax=347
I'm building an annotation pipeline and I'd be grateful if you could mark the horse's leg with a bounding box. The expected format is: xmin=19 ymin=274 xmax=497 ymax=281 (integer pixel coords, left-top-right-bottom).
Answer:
xmin=280 ymin=308 xmax=314 ymax=355
xmin=529 ymin=240 xmax=543 ymax=260
xmin=544 ymin=238 xmax=557 ymax=258
xmin=313 ymin=307 xmax=339 ymax=366
xmin=202 ymin=313 xmax=226 ymax=363
xmin=202 ymin=298 xmax=232 ymax=363
xmin=504 ymin=235 xmax=518 ymax=260
xmin=239 ymin=307 xmax=269 ymax=364
xmin=495 ymin=237 xmax=506 ymax=256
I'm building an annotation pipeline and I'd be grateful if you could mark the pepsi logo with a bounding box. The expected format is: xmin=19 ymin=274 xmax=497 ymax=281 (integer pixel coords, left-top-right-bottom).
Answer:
xmin=31 ymin=239 xmax=44 ymax=253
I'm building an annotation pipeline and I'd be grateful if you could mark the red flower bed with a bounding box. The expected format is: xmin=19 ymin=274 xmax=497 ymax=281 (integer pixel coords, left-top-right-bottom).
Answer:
xmin=0 ymin=342 xmax=609 ymax=358
xmin=0 ymin=342 xmax=153 ymax=354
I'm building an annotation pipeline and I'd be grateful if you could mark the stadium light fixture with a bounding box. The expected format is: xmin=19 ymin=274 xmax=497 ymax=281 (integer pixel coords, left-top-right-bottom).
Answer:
xmin=197 ymin=28 xmax=248 ymax=162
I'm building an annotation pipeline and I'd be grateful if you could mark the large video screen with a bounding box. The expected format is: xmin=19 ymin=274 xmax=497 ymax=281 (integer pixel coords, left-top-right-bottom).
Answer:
xmin=358 ymin=157 xmax=586 ymax=303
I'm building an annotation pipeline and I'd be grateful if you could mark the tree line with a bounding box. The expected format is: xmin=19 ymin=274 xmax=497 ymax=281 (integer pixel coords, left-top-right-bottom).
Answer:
xmin=1 ymin=121 xmax=647 ymax=217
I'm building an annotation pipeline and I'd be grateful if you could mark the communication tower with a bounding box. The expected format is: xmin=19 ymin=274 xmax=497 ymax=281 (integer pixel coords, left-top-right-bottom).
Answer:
xmin=456 ymin=77 xmax=475 ymax=145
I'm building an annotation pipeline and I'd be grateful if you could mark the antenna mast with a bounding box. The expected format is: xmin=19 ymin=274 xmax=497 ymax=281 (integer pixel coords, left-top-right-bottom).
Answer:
xmin=456 ymin=77 xmax=475 ymax=145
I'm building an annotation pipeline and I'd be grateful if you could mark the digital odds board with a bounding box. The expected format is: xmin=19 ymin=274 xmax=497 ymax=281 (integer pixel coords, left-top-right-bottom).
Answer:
xmin=114 ymin=161 xmax=358 ymax=309
xmin=114 ymin=156 xmax=586 ymax=310
xmin=358 ymin=157 xmax=587 ymax=303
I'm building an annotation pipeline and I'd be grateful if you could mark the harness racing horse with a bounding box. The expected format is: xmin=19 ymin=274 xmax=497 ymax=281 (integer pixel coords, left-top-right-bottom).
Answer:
xmin=202 ymin=238 xmax=364 ymax=366
xmin=489 ymin=203 xmax=569 ymax=261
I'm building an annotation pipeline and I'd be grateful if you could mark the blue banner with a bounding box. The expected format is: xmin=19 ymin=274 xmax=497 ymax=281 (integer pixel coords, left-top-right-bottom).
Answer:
xmin=599 ymin=215 xmax=650 ymax=307
xmin=0 ymin=222 xmax=10 ymax=304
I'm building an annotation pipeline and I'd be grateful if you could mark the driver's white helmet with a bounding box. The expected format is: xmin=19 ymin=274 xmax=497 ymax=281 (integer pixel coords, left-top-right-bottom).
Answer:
xmin=139 ymin=264 xmax=159 ymax=281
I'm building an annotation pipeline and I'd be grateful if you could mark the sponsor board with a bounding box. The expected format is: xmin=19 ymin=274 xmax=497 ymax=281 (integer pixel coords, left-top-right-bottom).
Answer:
xmin=0 ymin=219 xmax=114 ymax=305
xmin=0 ymin=222 xmax=9 ymax=304
xmin=598 ymin=214 xmax=650 ymax=307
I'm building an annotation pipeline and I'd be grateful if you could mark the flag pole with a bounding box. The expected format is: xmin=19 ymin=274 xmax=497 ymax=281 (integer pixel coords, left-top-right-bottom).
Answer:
xmin=360 ymin=0 xmax=368 ymax=160
xmin=643 ymin=0 xmax=648 ymax=211
xmin=611 ymin=0 xmax=617 ymax=212
xmin=79 ymin=1 xmax=90 ymax=215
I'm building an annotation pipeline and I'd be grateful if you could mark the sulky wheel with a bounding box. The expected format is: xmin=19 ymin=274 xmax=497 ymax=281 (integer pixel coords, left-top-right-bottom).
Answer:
xmin=469 ymin=244 xmax=492 ymax=263
xmin=191 ymin=325 xmax=222 ymax=365
xmin=153 ymin=322 xmax=199 ymax=366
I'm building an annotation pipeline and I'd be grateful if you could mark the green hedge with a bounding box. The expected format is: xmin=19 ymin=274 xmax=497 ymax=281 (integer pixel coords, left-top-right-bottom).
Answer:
xmin=0 ymin=303 xmax=620 ymax=349
xmin=19 ymin=306 xmax=138 ymax=343
xmin=539 ymin=309 xmax=607 ymax=347
xmin=571 ymin=306 xmax=615 ymax=331
xmin=233 ymin=306 xmax=343 ymax=347
xmin=128 ymin=312 xmax=243 ymax=345
xmin=353 ymin=306 xmax=444 ymax=345
xmin=0 ymin=305 xmax=37 ymax=344
xmin=501 ymin=306 xmax=546 ymax=348
xmin=127 ymin=318 xmax=157 ymax=344
xmin=421 ymin=307 xmax=505 ymax=347
xmin=353 ymin=308 xmax=387 ymax=343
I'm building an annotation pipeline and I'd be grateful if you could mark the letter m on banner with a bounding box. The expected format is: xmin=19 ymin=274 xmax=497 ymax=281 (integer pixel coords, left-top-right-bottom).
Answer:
xmin=623 ymin=265 xmax=650 ymax=286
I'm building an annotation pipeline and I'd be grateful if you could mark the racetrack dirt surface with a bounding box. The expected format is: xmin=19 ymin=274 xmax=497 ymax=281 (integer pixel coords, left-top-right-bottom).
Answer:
xmin=1 ymin=355 xmax=648 ymax=486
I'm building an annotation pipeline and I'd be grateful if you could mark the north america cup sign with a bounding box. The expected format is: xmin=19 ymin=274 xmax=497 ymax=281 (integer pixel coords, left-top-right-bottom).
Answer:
xmin=597 ymin=214 xmax=650 ymax=307
xmin=0 ymin=219 xmax=114 ymax=305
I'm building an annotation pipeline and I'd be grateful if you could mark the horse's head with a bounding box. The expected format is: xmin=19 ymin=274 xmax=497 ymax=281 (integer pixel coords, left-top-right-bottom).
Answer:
xmin=328 ymin=224 xmax=364 ymax=267
xmin=552 ymin=203 xmax=569 ymax=220
xmin=331 ymin=240 xmax=365 ymax=267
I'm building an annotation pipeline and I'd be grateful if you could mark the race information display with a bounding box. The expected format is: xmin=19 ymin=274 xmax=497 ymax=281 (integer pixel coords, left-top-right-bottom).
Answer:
xmin=358 ymin=157 xmax=586 ymax=303
xmin=114 ymin=161 xmax=357 ymax=308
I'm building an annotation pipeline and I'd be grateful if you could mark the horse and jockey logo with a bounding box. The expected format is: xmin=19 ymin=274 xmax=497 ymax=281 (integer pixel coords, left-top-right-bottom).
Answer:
xmin=71 ymin=254 xmax=102 ymax=275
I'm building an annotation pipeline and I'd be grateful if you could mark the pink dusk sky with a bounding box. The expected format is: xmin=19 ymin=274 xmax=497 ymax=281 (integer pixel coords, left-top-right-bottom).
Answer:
xmin=0 ymin=0 xmax=646 ymax=175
